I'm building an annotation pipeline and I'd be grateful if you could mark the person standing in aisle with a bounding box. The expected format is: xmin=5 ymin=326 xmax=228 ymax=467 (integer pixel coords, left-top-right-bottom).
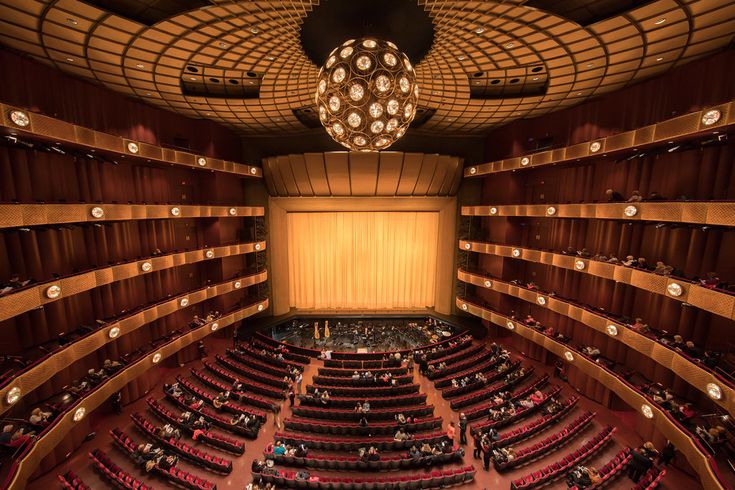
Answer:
xmin=459 ymin=413 xmax=468 ymax=445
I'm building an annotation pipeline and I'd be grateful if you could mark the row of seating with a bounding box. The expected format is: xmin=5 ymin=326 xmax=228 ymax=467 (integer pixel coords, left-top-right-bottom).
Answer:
xmin=298 ymin=392 xmax=427 ymax=409
xmin=176 ymin=375 xmax=267 ymax=422
xmin=427 ymin=344 xmax=484 ymax=369
xmin=439 ymin=358 xmax=515 ymax=396
xmin=433 ymin=355 xmax=503 ymax=388
xmin=323 ymin=358 xmax=402 ymax=369
xmin=265 ymin=448 xmax=463 ymax=471
xmin=203 ymin=360 xmax=285 ymax=399
xmin=291 ymin=403 xmax=434 ymax=421
xmin=312 ymin=374 xmax=414 ymax=387
xmin=633 ymin=466 xmax=666 ymax=490
xmin=218 ymin=354 xmax=290 ymax=389
xmin=274 ymin=431 xmax=450 ymax=452
xmin=235 ymin=344 xmax=303 ymax=372
xmin=470 ymin=385 xmax=562 ymax=435
xmin=253 ymin=465 xmax=477 ymax=489
xmin=165 ymin=392 xmax=258 ymax=439
xmin=494 ymin=396 xmax=579 ymax=448
xmin=568 ymin=448 xmax=632 ymax=490
xmin=89 ymin=449 xmax=152 ymax=490
xmin=251 ymin=336 xmax=312 ymax=363
xmin=426 ymin=349 xmax=494 ymax=380
xmin=284 ymin=415 xmax=443 ymax=436
xmin=110 ymin=428 xmax=217 ymax=490
xmin=130 ymin=412 xmax=233 ymax=474
xmin=510 ymin=426 xmax=616 ymax=490
xmin=190 ymin=368 xmax=276 ymax=411
xmin=57 ymin=470 xmax=91 ymax=490
xmin=417 ymin=337 xmax=473 ymax=361
xmin=318 ymin=366 xmax=408 ymax=377
xmin=495 ymin=411 xmax=595 ymax=471
xmin=463 ymin=375 xmax=549 ymax=420
xmin=450 ymin=364 xmax=531 ymax=409
xmin=146 ymin=398 xmax=244 ymax=455
xmin=306 ymin=383 xmax=420 ymax=397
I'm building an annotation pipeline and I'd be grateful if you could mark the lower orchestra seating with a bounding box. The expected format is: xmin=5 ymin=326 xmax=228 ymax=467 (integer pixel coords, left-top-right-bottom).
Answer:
xmin=275 ymin=430 xmax=450 ymax=451
xmin=633 ymin=466 xmax=667 ymax=490
xmin=470 ymin=386 xmax=563 ymax=435
xmin=57 ymin=471 xmax=91 ymax=490
xmin=266 ymin=448 xmax=464 ymax=470
xmin=292 ymin=404 xmax=435 ymax=420
xmin=284 ymin=416 xmax=443 ymax=436
xmin=89 ymin=449 xmax=153 ymax=490
xmin=568 ymin=448 xmax=632 ymax=490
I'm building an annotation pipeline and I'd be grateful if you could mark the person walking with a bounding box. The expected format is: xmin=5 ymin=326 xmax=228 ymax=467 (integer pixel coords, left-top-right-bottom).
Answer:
xmin=659 ymin=441 xmax=675 ymax=466
xmin=481 ymin=435 xmax=492 ymax=471
xmin=288 ymin=389 xmax=295 ymax=407
xmin=447 ymin=421 xmax=456 ymax=442
xmin=473 ymin=431 xmax=481 ymax=459
xmin=459 ymin=413 xmax=468 ymax=445
xmin=273 ymin=404 xmax=282 ymax=430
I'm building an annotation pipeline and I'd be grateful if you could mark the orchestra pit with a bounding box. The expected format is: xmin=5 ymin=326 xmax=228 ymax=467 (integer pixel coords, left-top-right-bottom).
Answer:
xmin=0 ymin=1 xmax=735 ymax=489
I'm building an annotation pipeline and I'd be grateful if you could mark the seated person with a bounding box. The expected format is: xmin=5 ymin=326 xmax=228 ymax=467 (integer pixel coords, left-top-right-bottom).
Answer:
xmin=160 ymin=424 xmax=181 ymax=439
xmin=29 ymin=407 xmax=52 ymax=426
xmin=102 ymin=358 xmax=123 ymax=373
xmin=251 ymin=459 xmax=266 ymax=472
xmin=213 ymin=392 xmax=229 ymax=409
xmin=529 ymin=390 xmax=545 ymax=405
xmin=272 ymin=441 xmax=286 ymax=455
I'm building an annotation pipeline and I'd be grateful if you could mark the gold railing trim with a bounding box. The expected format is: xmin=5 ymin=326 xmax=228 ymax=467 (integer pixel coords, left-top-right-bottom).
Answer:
xmin=0 ymin=242 xmax=267 ymax=322
xmin=457 ymin=268 xmax=735 ymax=417
xmin=0 ymin=271 xmax=268 ymax=414
xmin=0 ymin=203 xmax=265 ymax=229
xmin=3 ymin=298 xmax=268 ymax=490
xmin=457 ymin=297 xmax=725 ymax=490
xmin=464 ymin=100 xmax=734 ymax=177
xmin=459 ymin=240 xmax=735 ymax=321
xmin=0 ymin=102 xmax=262 ymax=178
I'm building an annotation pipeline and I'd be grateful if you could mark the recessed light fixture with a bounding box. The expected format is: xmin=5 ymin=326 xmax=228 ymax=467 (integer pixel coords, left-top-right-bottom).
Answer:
xmin=255 ymin=243 xmax=262 ymax=251
xmin=469 ymin=167 xmax=477 ymax=175
xmin=234 ymin=281 xmax=242 ymax=289
xmin=489 ymin=207 xmax=498 ymax=215
xmin=654 ymin=18 xmax=666 ymax=25
xmin=170 ymin=207 xmax=181 ymax=216
xmin=506 ymin=42 xmax=514 ymax=48
xmin=136 ymin=63 xmax=144 ymax=68
xmin=461 ymin=303 xmax=468 ymax=310
xmin=484 ymin=280 xmax=492 ymax=288
xmin=197 ymin=157 xmax=207 ymax=167
xmin=66 ymin=17 xmax=78 ymax=25
xmin=701 ymin=109 xmax=722 ymax=126
xmin=250 ymin=167 xmax=257 ymax=175
xmin=152 ymin=353 xmax=162 ymax=364
xmin=464 ymin=243 xmax=471 ymax=250
xmin=66 ymin=57 xmax=75 ymax=62
xmin=211 ymin=322 xmax=219 ymax=331
xmin=457 ymin=55 xmax=466 ymax=61
xmin=520 ymin=157 xmax=530 ymax=166
xmin=546 ymin=206 xmax=557 ymax=216
xmin=249 ymin=27 xmax=259 ymax=34
xmin=506 ymin=321 xmax=515 ymax=330
xmin=537 ymin=296 xmax=547 ymax=306
xmin=574 ymin=260 xmax=586 ymax=270
xmin=126 ymin=142 xmax=139 ymax=154
xmin=474 ymin=27 xmax=485 ymax=34
xmin=623 ymin=205 xmax=638 ymax=217
xmin=590 ymin=141 xmax=602 ymax=153
xmin=656 ymin=57 xmax=664 ymax=62
xmin=512 ymin=249 xmax=521 ymax=257
xmin=205 ymin=250 xmax=215 ymax=259
xmin=229 ymin=207 xmax=237 ymax=216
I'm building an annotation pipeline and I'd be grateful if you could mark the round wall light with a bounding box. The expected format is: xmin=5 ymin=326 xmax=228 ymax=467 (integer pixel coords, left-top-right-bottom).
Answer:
xmin=666 ymin=283 xmax=683 ymax=297
xmin=623 ymin=205 xmax=638 ymax=217
xmin=234 ymin=281 xmax=242 ymax=289
xmin=546 ymin=206 xmax=557 ymax=216
xmin=73 ymin=407 xmax=86 ymax=421
xmin=180 ymin=298 xmax=189 ymax=307
xmin=205 ymin=250 xmax=215 ymax=259
xmin=506 ymin=321 xmax=515 ymax=330
xmin=152 ymin=353 xmax=162 ymax=364
xmin=211 ymin=322 xmax=219 ymax=332
xmin=126 ymin=142 xmax=140 ymax=154
xmin=606 ymin=325 xmax=618 ymax=336
xmin=9 ymin=110 xmax=30 ymax=127
xmin=641 ymin=404 xmax=654 ymax=419
xmin=489 ymin=207 xmax=498 ymax=215
xmin=257 ymin=304 xmax=265 ymax=311
xmin=90 ymin=206 xmax=105 ymax=219
xmin=590 ymin=141 xmax=602 ymax=153
xmin=512 ymin=249 xmax=521 ymax=257
xmin=109 ymin=326 xmax=120 ymax=339
xmin=229 ymin=208 xmax=237 ymax=216
xmin=701 ymin=109 xmax=722 ymax=126
xmin=483 ymin=280 xmax=492 ymax=288
xmin=461 ymin=303 xmax=468 ymax=310
xmin=250 ymin=167 xmax=258 ymax=175
xmin=170 ymin=207 xmax=181 ymax=217
xmin=469 ymin=167 xmax=477 ymax=175
xmin=464 ymin=243 xmax=471 ymax=250
xmin=574 ymin=260 xmax=585 ymax=270
xmin=141 ymin=261 xmax=152 ymax=272
xmin=706 ymin=382 xmax=722 ymax=400
xmin=564 ymin=351 xmax=574 ymax=362
xmin=254 ymin=243 xmax=262 ymax=251
xmin=5 ymin=386 xmax=21 ymax=405
xmin=520 ymin=157 xmax=530 ymax=166
xmin=197 ymin=157 xmax=207 ymax=167
xmin=537 ymin=296 xmax=547 ymax=306
xmin=46 ymin=285 xmax=62 ymax=299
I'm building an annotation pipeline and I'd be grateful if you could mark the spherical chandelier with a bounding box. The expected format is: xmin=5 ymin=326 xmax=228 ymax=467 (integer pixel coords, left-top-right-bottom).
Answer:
xmin=315 ymin=38 xmax=419 ymax=151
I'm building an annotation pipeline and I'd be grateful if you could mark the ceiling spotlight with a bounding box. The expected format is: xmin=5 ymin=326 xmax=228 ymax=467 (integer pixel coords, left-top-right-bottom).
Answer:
xmin=316 ymin=38 xmax=417 ymax=151
xmin=506 ymin=42 xmax=514 ymax=48
xmin=656 ymin=57 xmax=664 ymax=62
xmin=474 ymin=27 xmax=486 ymax=34
xmin=532 ymin=77 xmax=539 ymax=81
xmin=66 ymin=17 xmax=78 ymax=25
xmin=136 ymin=63 xmax=144 ymax=68
xmin=654 ymin=18 xmax=666 ymax=25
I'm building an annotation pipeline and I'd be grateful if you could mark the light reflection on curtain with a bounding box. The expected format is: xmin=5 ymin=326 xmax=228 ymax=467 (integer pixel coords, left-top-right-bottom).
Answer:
xmin=287 ymin=212 xmax=439 ymax=309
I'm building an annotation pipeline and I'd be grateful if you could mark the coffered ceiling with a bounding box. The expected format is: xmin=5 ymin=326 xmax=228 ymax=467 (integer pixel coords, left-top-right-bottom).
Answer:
xmin=0 ymin=0 xmax=733 ymax=136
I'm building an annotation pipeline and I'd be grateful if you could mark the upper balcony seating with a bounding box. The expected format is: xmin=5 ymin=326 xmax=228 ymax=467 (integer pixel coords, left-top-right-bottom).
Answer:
xmin=318 ymin=366 xmax=408 ymax=377
xmin=165 ymin=392 xmax=258 ymax=439
xmin=284 ymin=415 xmax=443 ymax=436
xmin=470 ymin=386 xmax=563 ymax=435
xmin=176 ymin=375 xmax=267 ymax=422
xmin=110 ymin=428 xmax=217 ymax=490
xmin=448 ymin=364 xmax=530 ymax=408
xmin=463 ymin=375 xmax=550 ymax=421
xmin=89 ymin=449 xmax=152 ymax=490
xmin=433 ymin=356 xmax=504 ymax=388
xmin=297 ymin=392 xmax=427 ymax=409
xmin=218 ymin=354 xmax=290 ymax=389
xmin=190 ymin=368 xmax=276 ymax=411
xmin=568 ymin=448 xmax=632 ymax=490
xmin=265 ymin=447 xmax=464 ymax=471
xmin=493 ymin=396 xmax=579 ymax=448
xmin=305 ymin=383 xmax=420 ymax=398
xmin=130 ymin=412 xmax=233 ymax=474
xmin=426 ymin=350 xmax=494 ymax=380
xmin=203 ymin=360 xmax=285 ymax=399
xmin=510 ymin=426 xmax=616 ymax=490
xmin=253 ymin=464 xmax=477 ymax=489
xmin=291 ymin=403 xmax=434 ymax=422
xmin=312 ymin=374 xmax=414 ymax=386
xmin=57 ymin=470 xmax=92 ymax=490
xmin=145 ymin=398 xmax=244 ymax=455
xmin=494 ymin=411 xmax=595 ymax=471
xmin=274 ymin=431 xmax=450 ymax=452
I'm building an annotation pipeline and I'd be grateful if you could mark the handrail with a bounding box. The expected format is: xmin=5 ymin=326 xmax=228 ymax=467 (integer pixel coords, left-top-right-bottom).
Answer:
xmin=456 ymin=268 xmax=735 ymax=417
xmin=0 ymin=270 xmax=268 ymax=414
xmin=1 ymin=298 xmax=269 ymax=490
xmin=456 ymin=296 xmax=728 ymax=490
xmin=0 ymin=241 xmax=266 ymax=322
xmin=463 ymin=100 xmax=734 ymax=177
xmin=0 ymin=203 xmax=264 ymax=229
xmin=461 ymin=201 xmax=735 ymax=227
xmin=0 ymin=102 xmax=262 ymax=178
xmin=459 ymin=239 xmax=735 ymax=322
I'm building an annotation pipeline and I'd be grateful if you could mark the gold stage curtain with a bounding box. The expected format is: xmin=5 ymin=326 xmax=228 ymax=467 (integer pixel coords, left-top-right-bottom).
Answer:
xmin=287 ymin=212 xmax=439 ymax=309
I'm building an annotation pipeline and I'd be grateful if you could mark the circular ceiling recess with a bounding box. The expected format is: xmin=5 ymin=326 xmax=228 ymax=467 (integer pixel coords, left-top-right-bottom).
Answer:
xmin=300 ymin=0 xmax=435 ymax=66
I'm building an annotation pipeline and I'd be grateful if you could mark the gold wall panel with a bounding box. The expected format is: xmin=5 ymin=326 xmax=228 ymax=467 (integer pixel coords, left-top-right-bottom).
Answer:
xmin=0 ymin=103 xmax=261 ymax=178
xmin=0 ymin=204 xmax=265 ymax=229
xmin=0 ymin=242 xmax=266 ymax=322
xmin=465 ymin=100 xmax=735 ymax=177
xmin=457 ymin=268 xmax=735 ymax=417
xmin=457 ymin=297 xmax=726 ymax=490
xmin=460 ymin=240 xmax=735 ymax=321
xmin=461 ymin=202 xmax=735 ymax=227
xmin=3 ymin=298 xmax=268 ymax=490
xmin=263 ymin=152 xmax=464 ymax=197
xmin=0 ymin=271 xmax=268 ymax=415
